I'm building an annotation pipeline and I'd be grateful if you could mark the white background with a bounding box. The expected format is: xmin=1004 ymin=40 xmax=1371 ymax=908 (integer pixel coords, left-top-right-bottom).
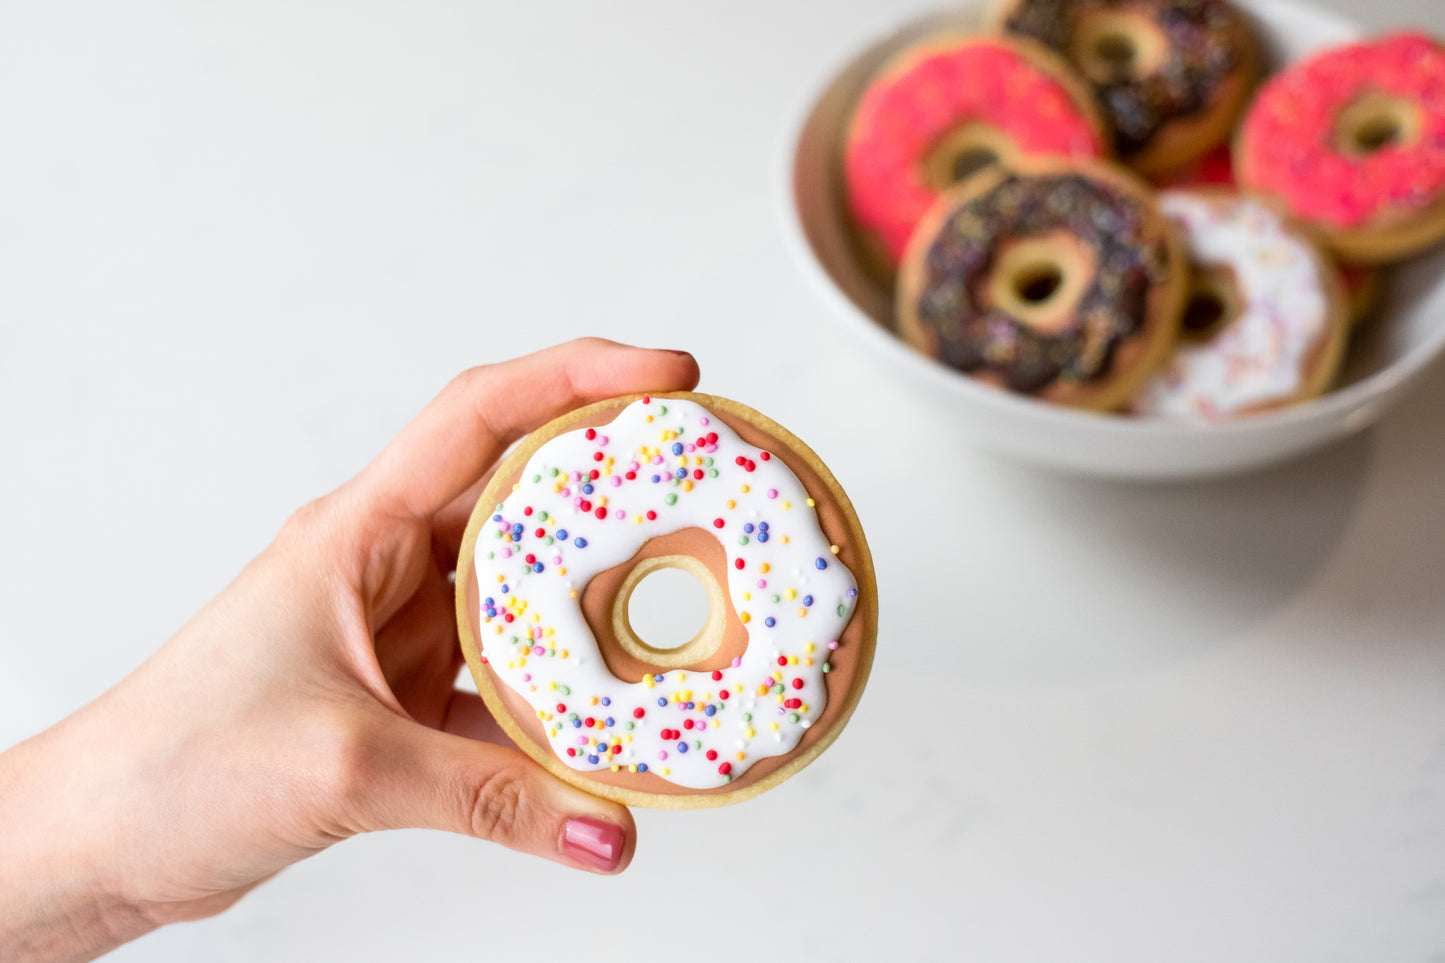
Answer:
xmin=3 ymin=1 xmax=1444 ymax=960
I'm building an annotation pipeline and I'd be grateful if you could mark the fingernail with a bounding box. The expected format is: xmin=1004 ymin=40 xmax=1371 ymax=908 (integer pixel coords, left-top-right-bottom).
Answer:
xmin=664 ymin=349 xmax=693 ymax=357
xmin=563 ymin=816 xmax=624 ymax=872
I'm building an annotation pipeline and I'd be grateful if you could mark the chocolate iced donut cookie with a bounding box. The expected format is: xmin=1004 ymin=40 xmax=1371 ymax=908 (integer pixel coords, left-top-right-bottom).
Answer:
xmin=896 ymin=157 xmax=1185 ymax=409
xmin=994 ymin=0 xmax=1259 ymax=175
xmin=455 ymin=393 xmax=877 ymax=809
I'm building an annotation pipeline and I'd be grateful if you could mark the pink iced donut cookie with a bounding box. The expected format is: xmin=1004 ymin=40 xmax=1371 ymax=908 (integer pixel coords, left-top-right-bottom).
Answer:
xmin=843 ymin=34 xmax=1108 ymax=278
xmin=1236 ymin=32 xmax=1445 ymax=264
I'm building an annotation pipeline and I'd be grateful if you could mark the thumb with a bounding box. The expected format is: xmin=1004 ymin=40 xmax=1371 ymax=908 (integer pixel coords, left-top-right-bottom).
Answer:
xmin=354 ymin=715 xmax=636 ymax=874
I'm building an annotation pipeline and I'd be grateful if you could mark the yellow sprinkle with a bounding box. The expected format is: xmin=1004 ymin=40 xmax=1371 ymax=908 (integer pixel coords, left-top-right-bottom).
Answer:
xmin=742 ymin=591 xmax=751 ymax=601
xmin=682 ymin=480 xmax=693 ymax=492
xmin=645 ymin=415 xmax=654 ymax=423
xmin=560 ymin=649 xmax=568 ymax=659
xmin=611 ymin=764 xmax=620 ymax=772
xmin=591 ymin=696 xmax=599 ymax=705
xmin=807 ymin=498 xmax=816 ymax=508
xmin=634 ymin=516 xmax=643 ymax=525
xmin=693 ymin=455 xmax=704 ymax=466
xmin=644 ymin=674 xmax=655 ymax=688
xmin=744 ymin=728 xmax=756 ymax=739
xmin=733 ymin=684 xmax=743 ymax=693
xmin=598 ymin=496 xmax=608 ymax=508
xmin=545 ymin=628 xmax=555 ymax=637
xmin=782 ymin=501 xmax=791 ymax=510
xmin=628 ymin=764 xmax=638 ymax=773
xmin=496 ymin=574 xmax=505 ymax=583
xmin=805 ymin=642 xmax=815 ymax=653
xmin=787 ymin=656 xmax=799 ymax=666
xmin=678 ymin=673 xmax=687 ymax=681
xmin=682 ymin=689 xmax=692 ymax=700
xmin=736 ymin=752 xmax=746 ymax=761
xmin=785 ymin=588 xmax=797 ymax=600
xmin=726 ymin=499 xmax=736 ymax=510
xmin=625 ymin=735 xmax=633 ymax=744
xmin=740 ymin=484 xmax=750 ymax=494
xmin=755 ymin=685 xmax=768 ymax=697
xmin=804 ymin=657 xmax=813 ymax=667
xmin=782 ymin=535 xmax=790 ymax=545
xmin=536 ymin=710 xmax=546 ymax=720
xmin=772 ymin=671 xmax=783 ymax=682
xmin=775 ymin=694 xmax=784 ymax=704
xmin=526 ymin=684 xmax=536 ymax=691
xmin=568 ymin=589 xmax=577 ymax=598
xmin=801 ymin=704 xmax=810 ymax=713
xmin=547 ymin=681 xmax=557 ymax=691
xmin=512 ymin=483 xmax=520 ymax=492
xmin=740 ymin=611 xmax=751 ymax=623
xmin=770 ymin=722 xmax=780 ymax=731
xmin=559 ymin=566 xmax=568 ymax=576
xmin=711 ymin=719 xmax=720 ymax=729
xmin=759 ymin=563 xmax=771 ymax=574
xmin=797 ymin=608 xmax=807 ymax=618
xmin=662 ymin=767 xmax=672 ymax=776
xmin=830 ymin=544 xmax=840 ymax=555
xmin=588 ymin=738 xmax=597 ymax=747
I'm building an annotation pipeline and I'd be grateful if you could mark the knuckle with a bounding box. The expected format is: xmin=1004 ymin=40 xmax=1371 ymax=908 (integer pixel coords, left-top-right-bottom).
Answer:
xmin=462 ymin=764 xmax=532 ymax=844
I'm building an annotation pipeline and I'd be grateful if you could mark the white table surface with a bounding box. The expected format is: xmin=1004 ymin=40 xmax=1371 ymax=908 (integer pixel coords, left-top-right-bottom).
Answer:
xmin=4 ymin=2 xmax=1445 ymax=960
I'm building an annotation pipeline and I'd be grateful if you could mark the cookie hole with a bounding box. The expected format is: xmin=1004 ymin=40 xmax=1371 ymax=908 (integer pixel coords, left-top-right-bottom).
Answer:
xmin=1093 ymin=32 xmax=1138 ymax=77
xmin=951 ymin=146 xmax=1000 ymax=183
xmin=1182 ymin=291 xmax=1227 ymax=338
xmin=1335 ymin=93 xmax=1422 ymax=158
xmin=1012 ymin=262 xmax=1064 ymax=304
xmin=626 ymin=567 xmax=711 ymax=652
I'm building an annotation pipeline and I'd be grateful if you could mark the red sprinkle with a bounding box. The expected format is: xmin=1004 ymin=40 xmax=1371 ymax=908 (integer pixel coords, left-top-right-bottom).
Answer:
xmin=706 ymin=750 xmax=718 ymax=761
xmin=594 ymin=507 xmax=607 ymax=520
xmin=760 ymin=451 xmax=771 ymax=461
xmin=589 ymin=469 xmax=600 ymax=480
xmin=718 ymin=689 xmax=729 ymax=700
xmin=534 ymin=528 xmax=545 ymax=538
xmin=646 ymin=510 xmax=657 ymax=521
xmin=579 ymin=500 xmax=592 ymax=512
xmin=777 ymin=656 xmax=788 ymax=666
xmin=633 ymin=707 xmax=645 ymax=719
xmin=734 ymin=558 xmax=745 ymax=570
xmin=524 ymin=554 xmax=536 ymax=565
xmin=592 ymin=451 xmax=604 ymax=462
xmin=523 ymin=506 xmax=533 ymax=516
xmin=567 ymin=747 xmax=577 ymax=757
xmin=585 ymin=428 xmax=597 ymax=441
xmin=785 ymin=698 xmax=801 ymax=709
xmin=719 ymin=762 xmax=732 ymax=776
xmin=711 ymin=670 xmax=723 ymax=681
xmin=693 ymin=469 xmax=704 ymax=480
xmin=584 ymin=717 xmax=595 ymax=727
xmin=683 ymin=719 xmax=695 ymax=730
xmin=712 ymin=518 xmax=725 ymax=529
xmin=791 ymin=678 xmax=804 ymax=689
xmin=556 ymin=703 xmax=567 ymax=713
xmin=625 ymin=471 xmax=637 ymax=481
xmin=503 ymin=613 xmax=515 ymax=623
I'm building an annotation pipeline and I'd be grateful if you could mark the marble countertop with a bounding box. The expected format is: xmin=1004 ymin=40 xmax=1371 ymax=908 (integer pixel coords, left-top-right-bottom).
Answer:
xmin=2 ymin=1 xmax=1443 ymax=960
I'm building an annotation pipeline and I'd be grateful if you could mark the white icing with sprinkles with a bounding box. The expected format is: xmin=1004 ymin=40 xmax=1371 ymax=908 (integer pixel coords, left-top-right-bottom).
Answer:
xmin=1134 ymin=192 xmax=1334 ymax=418
xmin=473 ymin=398 xmax=858 ymax=790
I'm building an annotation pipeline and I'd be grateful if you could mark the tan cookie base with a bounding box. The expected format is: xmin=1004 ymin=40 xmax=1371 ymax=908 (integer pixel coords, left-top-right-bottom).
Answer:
xmin=455 ymin=392 xmax=878 ymax=810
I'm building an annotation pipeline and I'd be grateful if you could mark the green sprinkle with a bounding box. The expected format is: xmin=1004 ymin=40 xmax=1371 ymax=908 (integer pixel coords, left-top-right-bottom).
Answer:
xmin=558 ymin=685 xmax=572 ymax=696
xmin=665 ymin=493 xmax=678 ymax=506
xmin=722 ymin=775 xmax=733 ymax=784
xmin=743 ymin=712 xmax=753 ymax=722
xmin=568 ymin=713 xmax=579 ymax=721
xmin=738 ymin=536 xmax=750 ymax=546
xmin=693 ymin=740 xmax=702 ymax=751
xmin=836 ymin=604 xmax=847 ymax=617
xmin=770 ymin=594 xmax=780 ymax=603
xmin=788 ymin=713 xmax=800 ymax=724
xmin=538 ymin=510 xmax=549 ymax=521
xmin=625 ymin=721 xmax=635 ymax=731
xmin=708 ymin=469 xmax=719 ymax=478
xmin=658 ymin=405 xmax=668 ymax=415
xmin=703 ymin=457 xmax=714 ymax=467
xmin=531 ymin=474 xmax=541 ymax=483
xmin=486 ymin=551 xmax=495 ymax=560
xmin=822 ymin=662 xmax=832 ymax=673
xmin=544 ymin=536 xmax=554 ymax=546
xmin=549 ymin=467 xmax=559 ymax=477
xmin=772 ymin=683 xmax=785 ymax=695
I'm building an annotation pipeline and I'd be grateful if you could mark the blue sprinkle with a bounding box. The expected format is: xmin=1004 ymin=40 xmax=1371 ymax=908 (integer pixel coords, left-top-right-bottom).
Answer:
xmin=491 ymin=514 xmax=502 ymax=523
xmin=484 ymin=597 xmax=495 ymax=607
xmin=574 ymin=537 xmax=588 ymax=548
xmin=587 ymin=754 xmax=599 ymax=764
xmin=582 ymin=484 xmax=594 ymax=495
xmin=657 ymin=697 xmax=667 ymax=707
xmin=556 ymin=528 xmax=568 ymax=541
xmin=765 ymin=617 xmax=776 ymax=628
xmin=704 ymin=705 xmax=716 ymax=717
xmin=600 ymin=697 xmax=611 ymax=707
xmin=758 ymin=521 xmax=769 ymax=531
xmin=815 ymin=557 xmax=828 ymax=570
xmin=654 ymin=674 xmax=665 ymax=683
xmin=650 ymin=474 xmax=661 ymax=483
xmin=676 ymin=742 xmax=688 ymax=753
xmin=848 ymin=588 xmax=858 ymax=598
xmin=605 ymin=717 xmax=615 ymax=727
xmin=532 ymin=562 xmax=544 ymax=573
xmin=684 ymin=702 xmax=694 ymax=710
xmin=500 ymin=584 xmax=510 ymax=594
xmin=671 ymin=442 xmax=684 ymax=455
xmin=637 ymin=763 xmax=649 ymax=773
xmin=572 ymin=718 xmax=582 ymax=728
xmin=743 ymin=523 xmax=755 ymax=534
xmin=674 ymin=468 xmax=687 ymax=479
xmin=803 ymin=595 xmax=814 ymax=607
xmin=758 ymin=532 xmax=769 ymax=543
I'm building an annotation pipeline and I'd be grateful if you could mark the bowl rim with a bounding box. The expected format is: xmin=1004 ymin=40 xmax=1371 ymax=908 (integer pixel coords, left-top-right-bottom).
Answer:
xmin=774 ymin=0 xmax=1445 ymax=443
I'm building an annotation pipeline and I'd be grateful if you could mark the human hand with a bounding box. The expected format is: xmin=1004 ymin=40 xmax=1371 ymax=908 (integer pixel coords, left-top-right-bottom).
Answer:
xmin=0 ymin=339 xmax=700 ymax=963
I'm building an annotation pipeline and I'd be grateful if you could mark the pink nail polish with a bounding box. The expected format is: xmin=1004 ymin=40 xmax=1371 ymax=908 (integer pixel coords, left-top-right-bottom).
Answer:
xmin=563 ymin=816 xmax=624 ymax=872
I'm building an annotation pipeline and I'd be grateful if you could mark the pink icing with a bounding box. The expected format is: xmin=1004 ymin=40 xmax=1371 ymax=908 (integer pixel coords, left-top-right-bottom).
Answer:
xmin=843 ymin=39 xmax=1107 ymax=263
xmin=1239 ymin=32 xmax=1445 ymax=229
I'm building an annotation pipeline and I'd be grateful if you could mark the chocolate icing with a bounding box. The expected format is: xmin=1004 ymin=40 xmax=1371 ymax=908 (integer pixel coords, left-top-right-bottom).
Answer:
xmin=913 ymin=172 xmax=1171 ymax=392
xmin=1004 ymin=0 xmax=1243 ymax=158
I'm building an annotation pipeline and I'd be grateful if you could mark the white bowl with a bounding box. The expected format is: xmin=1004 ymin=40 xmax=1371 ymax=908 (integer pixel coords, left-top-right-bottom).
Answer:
xmin=779 ymin=0 xmax=1445 ymax=480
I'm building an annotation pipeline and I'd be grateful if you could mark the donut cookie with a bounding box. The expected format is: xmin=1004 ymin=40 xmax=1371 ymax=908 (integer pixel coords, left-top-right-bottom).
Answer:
xmin=843 ymin=33 xmax=1108 ymax=280
xmin=1132 ymin=190 xmax=1349 ymax=418
xmin=897 ymin=157 xmax=1185 ymax=409
xmin=1236 ymin=32 xmax=1445 ymax=264
xmin=994 ymin=0 xmax=1260 ymax=175
xmin=456 ymin=393 xmax=877 ymax=809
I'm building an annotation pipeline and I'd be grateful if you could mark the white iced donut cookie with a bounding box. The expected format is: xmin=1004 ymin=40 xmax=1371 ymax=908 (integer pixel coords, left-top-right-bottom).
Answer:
xmin=1132 ymin=190 xmax=1349 ymax=418
xmin=456 ymin=393 xmax=876 ymax=808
